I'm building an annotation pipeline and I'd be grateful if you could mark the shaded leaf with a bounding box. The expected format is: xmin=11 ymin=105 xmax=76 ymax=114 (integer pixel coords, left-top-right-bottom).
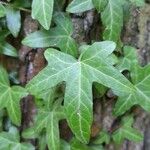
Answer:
xmin=93 ymin=130 xmax=110 ymax=144
xmin=112 ymin=116 xmax=143 ymax=144
xmin=0 ymin=4 xmax=6 ymax=18
xmin=117 ymin=46 xmax=138 ymax=72
xmin=0 ymin=66 xmax=27 ymax=125
xmin=23 ymin=100 xmax=65 ymax=150
xmin=0 ymin=41 xmax=18 ymax=57
xmin=92 ymin=0 xmax=108 ymax=12
xmin=101 ymin=0 xmax=123 ymax=42
xmin=6 ymin=6 xmax=21 ymax=37
xmin=0 ymin=131 xmax=34 ymax=150
xmin=22 ymin=13 xmax=77 ymax=57
xmin=32 ymin=0 xmax=54 ymax=30
xmin=66 ymin=0 xmax=94 ymax=13
xmin=130 ymin=0 xmax=145 ymax=6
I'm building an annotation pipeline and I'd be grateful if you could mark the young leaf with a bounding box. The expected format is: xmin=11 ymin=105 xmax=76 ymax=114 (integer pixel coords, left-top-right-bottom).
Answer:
xmin=112 ymin=116 xmax=143 ymax=144
xmin=117 ymin=46 xmax=138 ymax=72
xmin=26 ymin=41 xmax=136 ymax=143
xmin=32 ymin=0 xmax=54 ymax=30
xmin=23 ymin=100 xmax=65 ymax=150
xmin=0 ymin=66 xmax=27 ymax=125
xmin=92 ymin=0 xmax=108 ymax=12
xmin=0 ymin=41 xmax=18 ymax=57
xmin=66 ymin=0 xmax=94 ymax=13
xmin=0 ymin=4 xmax=6 ymax=18
xmin=101 ymin=0 xmax=123 ymax=42
xmin=6 ymin=6 xmax=21 ymax=37
xmin=22 ymin=13 xmax=77 ymax=57
xmin=0 ymin=132 xmax=34 ymax=150
xmin=93 ymin=130 xmax=110 ymax=144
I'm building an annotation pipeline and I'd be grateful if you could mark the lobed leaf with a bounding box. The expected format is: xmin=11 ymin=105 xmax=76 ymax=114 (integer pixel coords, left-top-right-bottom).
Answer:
xmin=112 ymin=116 xmax=143 ymax=144
xmin=26 ymin=41 xmax=137 ymax=143
xmin=22 ymin=13 xmax=77 ymax=57
xmin=32 ymin=0 xmax=54 ymax=30
xmin=0 ymin=66 xmax=27 ymax=125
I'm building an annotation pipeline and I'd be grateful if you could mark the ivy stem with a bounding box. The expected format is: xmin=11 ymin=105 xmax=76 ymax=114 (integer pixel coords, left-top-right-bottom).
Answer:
xmin=0 ymin=1 xmax=31 ymax=13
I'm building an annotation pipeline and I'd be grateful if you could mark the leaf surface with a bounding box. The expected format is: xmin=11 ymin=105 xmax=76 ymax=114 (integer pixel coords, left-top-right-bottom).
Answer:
xmin=0 ymin=66 xmax=27 ymax=125
xmin=66 ymin=0 xmax=94 ymax=13
xmin=113 ymin=116 xmax=143 ymax=144
xmin=22 ymin=13 xmax=77 ymax=57
xmin=101 ymin=0 xmax=123 ymax=42
xmin=0 ymin=132 xmax=34 ymax=150
xmin=92 ymin=0 xmax=108 ymax=12
xmin=6 ymin=6 xmax=21 ymax=37
xmin=32 ymin=0 xmax=54 ymax=30
xmin=114 ymin=46 xmax=150 ymax=116
xmin=0 ymin=4 xmax=6 ymax=18
xmin=26 ymin=41 xmax=136 ymax=143
xmin=23 ymin=100 xmax=65 ymax=150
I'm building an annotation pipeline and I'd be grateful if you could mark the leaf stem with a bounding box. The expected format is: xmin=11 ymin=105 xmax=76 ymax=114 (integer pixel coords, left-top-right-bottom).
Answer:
xmin=0 ymin=1 xmax=31 ymax=13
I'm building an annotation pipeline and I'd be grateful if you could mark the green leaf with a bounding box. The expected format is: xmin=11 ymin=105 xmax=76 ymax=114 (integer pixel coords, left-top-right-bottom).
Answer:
xmin=60 ymin=140 xmax=71 ymax=150
xmin=6 ymin=6 xmax=21 ymax=37
xmin=0 ymin=4 xmax=6 ymax=18
xmin=93 ymin=130 xmax=110 ymax=144
xmin=112 ymin=116 xmax=143 ymax=144
xmin=71 ymin=138 xmax=89 ymax=150
xmin=0 ymin=66 xmax=27 ymax=125
xmin=0 ymin=132 xmax=34 ymax=150
xmin=101 ymin=0 xmax=123 ymax=42
xmin=26 ymin=41 xmax=137 ymax=143
xmin=114 ymin=46 xmax=150 ymax=116
xmin=66 ymin=0 xmax=94 ymax=13
xmin=117 ymin=46 xmax=138 ymax=72
xmin=23 ymin=100 xmax=65 ymax=150
xmin=0 ymin=41 xmax=18 ymax=57
xmin=0 ymin=30 xmax=10 ymax=40
xmin=129 ymin=0 xmax=145 ymax=6
xmin=92 ymin=0 xmax=108 ymax=12
xmin=22 ymin=13 xmax=77 ymax=57
xmin=32 ymin=0 xmax=54 ymax=30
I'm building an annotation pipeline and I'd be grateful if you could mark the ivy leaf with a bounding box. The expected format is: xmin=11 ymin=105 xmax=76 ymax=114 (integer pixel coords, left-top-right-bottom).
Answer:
xmin=0 ymin=132 xmax=34 ymax=150
xmin=92 ymin=0 xmax=108 ymax=12
xmin=114 ymin=46 xmax=150 ymax=116
xmin=93 ymin=130 xmax=110 ymax=144
xmin=101 ymin=0 xmax=123 ymax=42
xmin=112 ymin=116 xmax=143 ymax=144
xmin=23 ymin=100 xmax=65 ymax=150
xmin=0 ymin=41 xmax=18 ymax=57
xmin=26 ymin=41 xmax=136 ymax=143
xmin=66 ymin=0 xmax=94 ymax=13
xmin=129 ymin=0 xmax=145 ymax=6
xmin=0 ymin=4 xmax=6 ymax=18
xmin=61 ymin=140 xmax=71 ymax=150
xmin=71 ymin=138 xmax=104 ymax=150
xmin=117 ymin=46 xmax=138 ymax=72
xmin=32 ymin=0 xmax=54 ymax=30
xmin=0 ymin=66 xmax=27 ymax=125
xmin=6 ymin=6 xmax=21 ymax=37
xmin=22 ymin=13 xmax=77 ymax=57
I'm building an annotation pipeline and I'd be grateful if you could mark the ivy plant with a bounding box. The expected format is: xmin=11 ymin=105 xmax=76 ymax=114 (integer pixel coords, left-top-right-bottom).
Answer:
xmin=0 ymin=0 xmax=148 ymax=149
